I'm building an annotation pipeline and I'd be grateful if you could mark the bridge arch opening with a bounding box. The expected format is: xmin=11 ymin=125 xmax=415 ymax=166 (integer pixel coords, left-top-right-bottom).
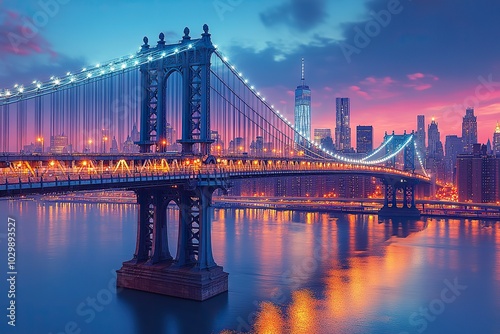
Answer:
xmin=162 ymin=70 xmax=183 ymax=153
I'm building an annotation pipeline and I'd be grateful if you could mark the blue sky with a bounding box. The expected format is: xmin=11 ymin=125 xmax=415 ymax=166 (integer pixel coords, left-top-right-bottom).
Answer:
xmin=1 ymin=0 xmax=499 ymax=144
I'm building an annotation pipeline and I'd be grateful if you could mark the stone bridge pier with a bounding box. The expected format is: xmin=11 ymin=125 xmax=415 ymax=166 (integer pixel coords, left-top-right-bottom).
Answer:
xmin=117 ymin=176 xmax=229 ymax=301
xmin=378 ymin=176 xmax=421 ymax=218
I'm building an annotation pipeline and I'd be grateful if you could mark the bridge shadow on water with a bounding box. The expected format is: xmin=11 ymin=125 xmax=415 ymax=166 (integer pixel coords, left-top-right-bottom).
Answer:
xmin=378 ymin=217 xmax=429 ymax=239
xmin=117 ymin=287 xmax=228 ymax=333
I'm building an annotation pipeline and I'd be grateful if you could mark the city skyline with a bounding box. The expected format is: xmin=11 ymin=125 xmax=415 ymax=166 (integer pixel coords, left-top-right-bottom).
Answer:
xmin=1 ymin=1 xmax=499 ymax=146
xmin=0 ymin=2 xmax=499 ymax=334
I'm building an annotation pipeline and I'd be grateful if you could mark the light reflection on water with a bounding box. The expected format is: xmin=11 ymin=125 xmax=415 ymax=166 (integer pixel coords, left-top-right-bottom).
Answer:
xmin=0 ymin=199 xmax=499 ymax=334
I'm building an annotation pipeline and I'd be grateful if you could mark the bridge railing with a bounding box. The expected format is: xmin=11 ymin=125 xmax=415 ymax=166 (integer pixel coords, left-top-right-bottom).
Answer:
xmin=0 ymin=160 xmax=430 ymax=194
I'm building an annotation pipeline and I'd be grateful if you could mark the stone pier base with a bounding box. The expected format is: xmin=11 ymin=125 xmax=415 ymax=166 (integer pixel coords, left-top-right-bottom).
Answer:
xmin=117 ymin=261 xmax=228 ymax=301
xmin=378 ymin=206 xmax=421 ymax=219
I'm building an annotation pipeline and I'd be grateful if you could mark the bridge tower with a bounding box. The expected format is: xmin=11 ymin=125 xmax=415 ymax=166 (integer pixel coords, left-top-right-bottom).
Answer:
xmin=118 ymin=26 xmax=228 ymax=301
xmin=379 ymin=132 xmax=420 ymax=218
xmin=384 ymin=131 xmax=415 ymax=171
xmin=136 ymin=25 xmax=215 ymax=156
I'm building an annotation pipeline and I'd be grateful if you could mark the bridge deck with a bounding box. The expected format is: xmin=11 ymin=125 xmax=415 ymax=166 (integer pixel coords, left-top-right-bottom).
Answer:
xmin=0 ymin=164 xmax=430 ymax=197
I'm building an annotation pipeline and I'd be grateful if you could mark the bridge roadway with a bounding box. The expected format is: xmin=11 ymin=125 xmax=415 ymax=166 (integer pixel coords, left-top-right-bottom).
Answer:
xmin=213 ymin=196 xmax=500 ymax=220
xmin=0 ymin=160 xmax=430 ymax=197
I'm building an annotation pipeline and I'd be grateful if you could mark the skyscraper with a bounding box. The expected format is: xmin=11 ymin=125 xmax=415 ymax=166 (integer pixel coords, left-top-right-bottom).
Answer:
xmin=462 ymin=107 xmax=478 ymax=153
xmin=356 ymin=125 xmax=373 ymax=153
xmin=416 ymin=115 xmax=426 ymax=155
xmin=456 ymin=144 xmax=499 ymax=203
xmin=444 ymin=135 xmax=463 ymax=183
xmin=313 ymin=128 xmax=332 ymax=143
xmin=494 ymin=122 xmax=500 ymax=156
xmin=314 ymin=128 xmax=334 ymax=152
xmin=110 ymin=136 xmax=119 ymax=154
xmin=49 ymin=134 xmax=69 ymax=154
xmin=294 ymin=58 xmax=311 ymax=145
xmin=427 ymin=118 xmax=443 ymax=158
xmin=427 ymin=118 xmax=445 ymax=182
xmin=335 ymin=98 xmax=351 ymax=151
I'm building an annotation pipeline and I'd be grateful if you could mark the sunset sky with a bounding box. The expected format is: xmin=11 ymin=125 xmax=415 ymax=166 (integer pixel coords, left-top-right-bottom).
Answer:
xmin=1 ymin=0 xmax=499 ymax=146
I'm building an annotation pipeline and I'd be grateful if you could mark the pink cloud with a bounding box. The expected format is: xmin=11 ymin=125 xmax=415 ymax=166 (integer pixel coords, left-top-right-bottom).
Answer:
xmin=350 ymin=76 xmax=399 ymax=100
xmin=0 ymin=9 xmax=57 ymax=58
xmin=7 ymin=11 xmax=18 ymax=19
xmin=479 ymin=103 xmax=500 ymax=116
xmin=323 ymin=86 xmax=333 ymax=92
xmin=404 ymin=73 xmax=439 ymax=91
xmin=364 ymin=77 xmax=377 ymax=84
xmin=361 ymin=76 xmax=395 ymax=86
xmin=404 ymin=83 xmax=433 ymax=91
xmin=408 ymin=73 xmax=425 ymax=80
xmin=381 ymin=77 xmax=395 ymax=85
xmin=349 ymin=85 xmax=371 ymax=100
xmin=407 ymin=73 xmax=439 ymax=82
xmin=414 ymin=84 xmax=432 ymax=91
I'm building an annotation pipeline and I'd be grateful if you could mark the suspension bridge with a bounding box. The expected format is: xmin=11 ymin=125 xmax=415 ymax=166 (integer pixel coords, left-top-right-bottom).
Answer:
xmin=0 ymin=25 xmax=430 ymax=300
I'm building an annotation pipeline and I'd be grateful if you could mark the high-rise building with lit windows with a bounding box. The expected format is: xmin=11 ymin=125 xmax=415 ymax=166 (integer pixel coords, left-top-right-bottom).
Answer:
xmin=462 ymin=107 xmax=478 ymax=153
xmin=294 ymin=58 xmax=311 ymax=145
xmin=416 ymin=115 xmax=426 ymax=161
xmin=427 ymin=118 xmax=445 ymax=182
xmin=427 ymin=118 xmax=443 ymax=158
xmin=356 ymin=125 xmax=373 ymax=154
xmin=335 ymin=98 xmax=351 ymax=151
xmin=314 ymin=128 xmax=332 ymax=143
xmin=457 ymin=144 xmax=499 ymax=203
xmin=444 ymin=135 xmax=463 ymax=183
xmin=494 ymin=122 xmax=500 ymax=156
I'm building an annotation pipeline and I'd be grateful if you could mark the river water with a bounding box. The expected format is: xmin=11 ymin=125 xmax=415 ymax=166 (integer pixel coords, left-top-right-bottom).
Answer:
xmin=0 ymin=199 xmax=499 ymax=334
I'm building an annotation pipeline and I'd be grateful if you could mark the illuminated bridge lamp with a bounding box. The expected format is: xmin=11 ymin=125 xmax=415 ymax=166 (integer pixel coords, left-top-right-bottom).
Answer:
xmin=37 ymin=137 xmax=44 ymax=152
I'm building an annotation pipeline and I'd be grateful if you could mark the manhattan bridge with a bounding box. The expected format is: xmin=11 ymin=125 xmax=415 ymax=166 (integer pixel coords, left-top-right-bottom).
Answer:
xmin=0 ymin=25 xmax=430 ymax=300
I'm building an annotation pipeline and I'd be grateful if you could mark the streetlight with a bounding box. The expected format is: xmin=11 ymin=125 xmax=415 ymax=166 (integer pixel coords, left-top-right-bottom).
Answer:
xmin=88 ymin=139 xmax=93 ymax=153
xmin=36 ymin=137 xmax=45 ymax=153
xmin=103 ymin=136 xmax=108 ymax=153
xmin=82 ymin=161 xmax=89 ymax=175
xmin=162 ymin=139 xmax=167 ymax=152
